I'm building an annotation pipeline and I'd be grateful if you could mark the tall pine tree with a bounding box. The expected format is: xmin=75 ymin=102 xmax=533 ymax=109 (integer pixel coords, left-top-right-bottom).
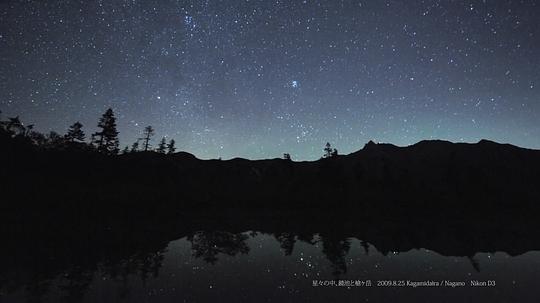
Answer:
xmin=142 ymin=125 xmax=154 ymax=151
xmin=92 ymin=108 xmax=119 ymax=155
xmin=323 ymin=142 xmax=333 ymax=158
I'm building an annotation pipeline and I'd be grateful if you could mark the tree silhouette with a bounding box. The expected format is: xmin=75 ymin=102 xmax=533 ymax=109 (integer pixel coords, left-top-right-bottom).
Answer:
xmin=6 ymin=116 xmax=25 ymax=136
xmin=166 ymin=139 xmax=176 ymax=154
xmin=131 ymin=139 xmax=140 ymax=152
xmin=283 ymin=153 xmax=291 ymax=160
xmin=275 ymin=232 xmax=296 ymax=255
xmin=323 ymin=142 xmax=338 ymax=158
xmin=323 ymin=142 xmax=333 ymax=158
xmin=156 ymin=137 xmax=167 ymax=153
xmin=24 ymin=124 xmax=34 ymax=137
xmin=468 ymin=256 xmax=481 ymax=272
xmin=121 ymin=146 xmax=129 ymax=154
xmin=360 ymin=240 xmax=370 ymax=255
xmin=0 ymin=111 xmax=8 ymax=137
xmin=141 ymin=126 xmax=154 ymax=152
xmin=28 ymin=130 xmax=47 ymax=146
xmin=65 ymin=122 xmax=85 ymax=143
xmin=46 ymin=131 xmax=64 ymax=148
xmin=187 ymin=231 xmax=250 ymax=264
xmin=92 ymin=108 xmax=119 ymax=155
xmin=0 ymin=113 xmax=46 ymax=146
xmin=320 ymin=235 xmax=352 ymax=277
xmin=136 ymin=251 xmax=165 ymax=286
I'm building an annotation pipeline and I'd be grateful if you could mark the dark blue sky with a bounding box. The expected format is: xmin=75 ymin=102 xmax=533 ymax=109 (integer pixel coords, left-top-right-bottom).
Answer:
xmin=1 ymin=0 xmax=539 ymax=159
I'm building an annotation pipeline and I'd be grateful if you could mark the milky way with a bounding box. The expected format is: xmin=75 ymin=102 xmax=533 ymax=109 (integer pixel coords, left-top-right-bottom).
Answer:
xmin=1 ymin=0 xmax=539 ymax=159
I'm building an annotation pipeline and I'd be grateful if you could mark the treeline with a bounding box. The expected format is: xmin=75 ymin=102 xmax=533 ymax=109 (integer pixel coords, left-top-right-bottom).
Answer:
xmin=1 ymin=109 xmax=344 ymax=159
xmin=0 ymin=108 xmax=175 ymax=155
xmin=0 ymin=108 xmax=344 ymax=160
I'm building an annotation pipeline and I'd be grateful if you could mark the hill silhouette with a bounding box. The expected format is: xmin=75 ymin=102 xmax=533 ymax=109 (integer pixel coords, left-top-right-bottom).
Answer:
xmin=2 ymin=132 xmax=540 ymax=219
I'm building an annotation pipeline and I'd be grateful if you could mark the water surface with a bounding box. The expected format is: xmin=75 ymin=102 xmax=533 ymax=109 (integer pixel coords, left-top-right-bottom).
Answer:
xmin=2 ymin=229 xmax=539 ymax=302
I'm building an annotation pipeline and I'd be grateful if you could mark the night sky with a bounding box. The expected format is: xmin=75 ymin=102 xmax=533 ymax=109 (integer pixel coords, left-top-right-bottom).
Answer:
xmin=1 ymin=0 xmax=539 ymax=160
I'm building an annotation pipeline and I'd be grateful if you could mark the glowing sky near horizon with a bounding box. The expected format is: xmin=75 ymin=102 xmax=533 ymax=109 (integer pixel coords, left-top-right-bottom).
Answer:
xmin=1 ymin=0 xmax=539 ymax=159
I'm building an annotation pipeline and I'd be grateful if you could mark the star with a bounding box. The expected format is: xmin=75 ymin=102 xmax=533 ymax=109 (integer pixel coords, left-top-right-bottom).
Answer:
xmin=0 ymin=0 xmax=538 ymax=160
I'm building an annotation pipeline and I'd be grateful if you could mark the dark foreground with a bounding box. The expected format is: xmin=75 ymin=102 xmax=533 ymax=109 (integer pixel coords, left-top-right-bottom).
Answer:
xmin=2 ymin=136 xmax=540 ymax=301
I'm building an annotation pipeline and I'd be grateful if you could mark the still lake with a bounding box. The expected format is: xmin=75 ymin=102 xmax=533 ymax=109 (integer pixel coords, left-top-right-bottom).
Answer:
xmin=2 ymin=228 xmax=539 ymax=303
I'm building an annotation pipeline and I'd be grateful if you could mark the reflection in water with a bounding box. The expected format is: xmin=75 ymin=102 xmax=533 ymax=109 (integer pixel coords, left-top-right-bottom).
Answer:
xmin=274 ymin=232 xmax=297 ymax=256
xmin=2 ymin=209 xmax=540 ymax=303
xmin=319 ymin=234 xmax=352 ymax=276
xmin=1 ymin=229 xmax=540 ymax=302
xmin=187 ymin=231 xmax=250 ymax=264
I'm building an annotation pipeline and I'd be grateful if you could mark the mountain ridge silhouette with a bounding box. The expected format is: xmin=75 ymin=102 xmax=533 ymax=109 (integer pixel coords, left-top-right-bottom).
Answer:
xmin=2 ymin=136 xmax=540 ymax=216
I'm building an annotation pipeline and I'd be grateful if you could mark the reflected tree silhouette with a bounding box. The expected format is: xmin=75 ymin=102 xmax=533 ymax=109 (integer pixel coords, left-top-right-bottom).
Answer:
xmin=468 ymin=256 xmax=481 ymax=272
xmin=187 ymin=231 xmax=250 ymax=264
xmin=297 ymin=233 xmax=317 ymax=245
xmin=138 ymin=251 xmax=165 ymax=285
xmin=274 ymin=232 xmax=297 ymax=256
xmin=361 ymin=240 xmax=370 ymax=255
xmin=319 ymin=235 xmax=352 ymax=277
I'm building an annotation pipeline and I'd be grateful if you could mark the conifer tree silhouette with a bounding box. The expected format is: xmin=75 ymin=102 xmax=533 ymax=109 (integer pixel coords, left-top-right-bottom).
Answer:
xmin=323 ymin=142 xmax=338 ymax=158
xmin=166 ymin=139 xmax=176 ymax=154
xmin=131 ymin=139 xmax=140 ymax=152
xmin=92 ymin=108 xmax=119 ymax=155
xmin=323 ymin=142 xmax=333 ymax=158
xmin=142 ymin=126 xmax=154 ymax=152
xmin=65 ymin=122 xmax=85 ymax=143
xmin=156 ymin=137 xmax=167 ymax=153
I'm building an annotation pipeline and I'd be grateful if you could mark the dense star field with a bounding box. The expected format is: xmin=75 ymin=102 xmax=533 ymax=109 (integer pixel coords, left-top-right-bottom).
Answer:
xmin=1 ymin=0 xmax=539 ymax=160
